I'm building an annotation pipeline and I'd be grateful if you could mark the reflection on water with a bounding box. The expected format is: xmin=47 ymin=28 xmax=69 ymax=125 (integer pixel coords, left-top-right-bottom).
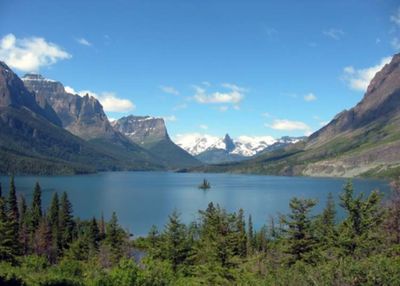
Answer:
xmin=0 ymin=172 xmax=390 ymax=236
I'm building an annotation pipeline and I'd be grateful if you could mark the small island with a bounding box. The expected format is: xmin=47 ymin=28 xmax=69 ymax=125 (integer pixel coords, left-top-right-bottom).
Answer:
xmin=199 ymin=178 xmax=211 ymax=190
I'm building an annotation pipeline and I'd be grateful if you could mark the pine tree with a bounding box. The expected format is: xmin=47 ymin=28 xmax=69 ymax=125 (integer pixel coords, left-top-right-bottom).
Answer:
xmin=89 ymin=217 xmax=100 ymax=250
xmin=164 ymin=210 xmax=188 ymax=272
xmin=235 ymin=208 xmax=247 ymax=257
xmin=385 ymin=179 xmax=400 ymax=244
xmin=31 ymin=182 xmax=42 ymax=230
xmin=317 ymin=193 xmax=337 ymax=245
xmin=48 ymin=193 xmax=60 ymax=261
xmin=284 ymin=197 xmax=317 ymax=264
xmin=106 ymin=212 xmax=125 ymax=262
xmin=247 ymin=214 xmax=254 ymax=255
xmin=0 ymin=197 xmax=15 ymax=261
xmin=18 ymin=196 xmax=29 ymax=255
xmin=34 ymin=217 xmax=52 ymax=260
xmin=6 ymin=176 xmax=20 ymax=255
xmin=99 ymin=212 xmax=106 ymax=240
xmin=59 ymin=192 xmax=74 ymax=249
xmin=339 ymin=181 xmax=384 ymax=256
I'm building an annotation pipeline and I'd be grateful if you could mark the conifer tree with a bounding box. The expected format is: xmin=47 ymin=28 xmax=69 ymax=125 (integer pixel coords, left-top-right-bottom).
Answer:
xmin=284 ymin=197 xmax=317 ymax=264
xmin=59 ymin=192 xmax=74 ymax=249
xmin=247 ymin=215 xmax=254 ymax=255
xmin=164 ymin=210 xmax=188 ymax=272
xmin=235 ymin=208 xmax=247 ymax=257
xmin=317 ymin=192 xmax=337 ymax=246
xmin=31 ymin=182 xmax=42 ymax=230
xmin=0 ymin=197 xmax=15 ymax=261
xmin=89 ymin=217 xmax=100 ymax=250
xmin=6 ymin=176 xmax=20 ymax=255
xmin=99 ymin=212 xmax=106 ymax=240
xmin=18 ymin=196 xmax=29 ymax=255
xmin=34 ymin=217 xmax=52 ymax=260
xmin=48 ymin=192 xmax=60 ymax=261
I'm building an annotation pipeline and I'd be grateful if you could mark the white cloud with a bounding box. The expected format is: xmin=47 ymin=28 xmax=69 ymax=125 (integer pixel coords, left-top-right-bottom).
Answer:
xmin=391 ymin=7 xmax=400 ymax=26
xmin=199 ymin=124 xmax=208 ymax=130
xmin=65 ymin=86 xmax=135 ymax=113
xmin=76 ymin=37 xmax=91 ymax=46
xmin=261 ymin=112 xmax=271 ymax=118
xmin=266 ymin=119 xmax=312 ymax=135
xmin=342 ymin=56 xmax=392 ymax=91
xmin=193 ymin=83 xmax=246 ymax=105
xmin=304 ymin=93 xmax=317 ymax=102
xmin=0 ymin=33 xmax=71 ymax=72
xmin=160 ymin=85 xmax=179 ymax=96
xmin=163 ymin=115 xmax=177 ymax=122
xmin=391 ymin=37 xmax=400 ymax=50
xmin=323 ymin=29 xmax=344 ymax=40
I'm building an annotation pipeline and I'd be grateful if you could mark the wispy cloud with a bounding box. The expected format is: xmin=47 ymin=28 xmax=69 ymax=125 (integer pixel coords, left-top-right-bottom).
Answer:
xmin=391 ymin=37 xmax=400 ymax=50
xmin=160 ymin=85 xmax=180 ymax=96
xmin=199 ymin=124 xmax=208 ymax=130
xmin=323 ymin=28 xmax=344 ymax=40
xmin=304 ymin=93 xmax=317 ymax=102
xmin=76 ymin=37 xmax=92 ymax=46
xmin=391 ymin=7 xmax=400 ymax=26
xmin=0 ymin=33 xmax=71 ymax=72
xmin=193 ymin=83 xmax=246 ymax=105
xmin=266 ymin=119 xmax=312 ymax=135
xmin=342 ymin=56 xmax=392 ymax=91
xmin=65 ymin=86 xmax=135 ymax=113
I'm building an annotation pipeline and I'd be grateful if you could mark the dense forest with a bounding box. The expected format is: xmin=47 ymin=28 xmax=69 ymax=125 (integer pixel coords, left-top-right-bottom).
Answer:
xmin=0 ymin=177 xmax=399 ymax=285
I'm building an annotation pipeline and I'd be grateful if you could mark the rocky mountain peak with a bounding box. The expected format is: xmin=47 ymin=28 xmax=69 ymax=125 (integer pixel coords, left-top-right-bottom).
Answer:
xmin=0 ymin=61 xmax=61 ymax=126
xmin=309 ymin=53 xmax=400 ymax=147
xmin=223 ymin=133 xmax=235 ymax=152
xmin=112 ymin=115 xmax=168 ymax=145
xmin=22 ymin=73 xmax=115 ymax=140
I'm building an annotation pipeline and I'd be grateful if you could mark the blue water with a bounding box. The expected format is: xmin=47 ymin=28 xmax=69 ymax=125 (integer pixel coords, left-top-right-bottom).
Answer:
xmin=0 ymin=172 xmax=390 ymax=236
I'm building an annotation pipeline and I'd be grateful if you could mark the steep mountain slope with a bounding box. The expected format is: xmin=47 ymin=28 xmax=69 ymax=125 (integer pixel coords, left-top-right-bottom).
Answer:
xmin=0 ymin=62 xmax=161 ymax=174
xmin=176 ymin=133 xmax=303 ymax=164
xmin=112 ymin=115 xmax=201 ymax=168
xmin=22 ymin=73 xmax=163 ymax=169
xmin=195 ymin=54 xmax=400 ymax=178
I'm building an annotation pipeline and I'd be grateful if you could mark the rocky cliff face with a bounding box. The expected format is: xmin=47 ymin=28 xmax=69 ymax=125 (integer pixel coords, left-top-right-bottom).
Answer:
xmin=0 ymin=63 xmax=61 ymax=126
xmin=112 ymin=115 xmax=169 ymax=145
xmin=308 ymin=53 xmax=400 ymax=147
xmin=22 ymin=74 xmax=116 ymax=140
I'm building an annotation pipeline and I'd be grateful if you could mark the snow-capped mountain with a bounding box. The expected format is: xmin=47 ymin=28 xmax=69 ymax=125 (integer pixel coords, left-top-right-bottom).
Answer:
xmin=174 ymin=133 xmax=304 ymax=164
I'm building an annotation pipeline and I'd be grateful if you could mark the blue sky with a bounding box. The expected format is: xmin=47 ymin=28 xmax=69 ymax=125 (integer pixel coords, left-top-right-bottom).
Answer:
xmin=0 ymin=0 xmax=399 ymax=139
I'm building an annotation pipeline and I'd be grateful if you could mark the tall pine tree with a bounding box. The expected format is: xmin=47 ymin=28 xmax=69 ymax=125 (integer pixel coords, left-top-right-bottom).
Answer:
xmin=59 ymin=192 xmax=74 ymax=249
xmin=6 ymin=176 xmax=20 ymax=256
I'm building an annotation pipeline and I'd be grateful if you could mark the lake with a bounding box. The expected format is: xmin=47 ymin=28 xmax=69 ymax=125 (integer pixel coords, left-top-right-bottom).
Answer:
xmin=0 ymin=172 xmax=390 ymax=236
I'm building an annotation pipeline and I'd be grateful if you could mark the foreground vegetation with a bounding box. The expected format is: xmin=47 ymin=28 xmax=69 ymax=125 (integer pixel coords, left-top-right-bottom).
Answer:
xmin=0 ymin=177 xmax=399 ymax=285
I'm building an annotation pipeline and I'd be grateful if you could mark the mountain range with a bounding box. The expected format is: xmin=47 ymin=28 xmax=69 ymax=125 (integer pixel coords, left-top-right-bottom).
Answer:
xmin=175 ymin=133 xmax=304 ymax=164
xmin=2 ymin=52 xmax=400 ymax=178
xmin=194 ymin=53 xmax=400 ymax=179
xmin=0 ymin=62 xmax=200 ymax=174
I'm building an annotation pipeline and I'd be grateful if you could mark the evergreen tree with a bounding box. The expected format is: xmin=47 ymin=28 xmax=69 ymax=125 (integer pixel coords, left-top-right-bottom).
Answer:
xmin=48 ymin=193 xmax=60 ymax=261
xmin=30 ymin=182 xmax=42 ymax=230
xmin=89 ymin=217 xmax=100 ymax=250
xmin=34 ymin=217 xmax=52 ymax=260
xmin=284 ymin=197 xmax=317 ymax=264
xmin=235 ymin=208 xmax=247 ymax=257
xmin=247 ymin=215 xmax=254 ymax=255
xmin=339 ymin=181 xmax=384 ymax=256
xmin=6 ymin=176 xmax=20 ymax=256
xmin=316 ymin=193 xmax=337 ymax=246
xmin=99 ymin=212 xmax=106 ymax=240
xmin=18 ymin=196 xmax=29 ymax=255
xmin=164 ymin=210 xmax=189 ymax=272
xmin=59 ymin=192 xmax=74 ymax=249
xmin=0 ymin=197 xmax=15 ymax=261
xmin=106 ymin=212 xmax=126 ymax=262
xmin=385 ymin=179 xmax=400 ymax=244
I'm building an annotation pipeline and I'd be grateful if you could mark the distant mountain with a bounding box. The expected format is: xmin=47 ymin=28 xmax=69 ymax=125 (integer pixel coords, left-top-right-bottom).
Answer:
xmin=175 ymin=133 xmax=303 ymax=164
xmin=112 ymin=115 xmax=201 ymax=168
xmin=194 ymin=53 xmax=400 ymax=178
xmin=22 ymin=73 xmax=163 ymax=170
xmin=0 ymin=62 xmax=161 ymax=174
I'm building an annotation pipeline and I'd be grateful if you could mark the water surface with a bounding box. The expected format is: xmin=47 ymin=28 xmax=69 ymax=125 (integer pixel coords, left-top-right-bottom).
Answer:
xmin=0 ymin=172 xmax=390 ymax=236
